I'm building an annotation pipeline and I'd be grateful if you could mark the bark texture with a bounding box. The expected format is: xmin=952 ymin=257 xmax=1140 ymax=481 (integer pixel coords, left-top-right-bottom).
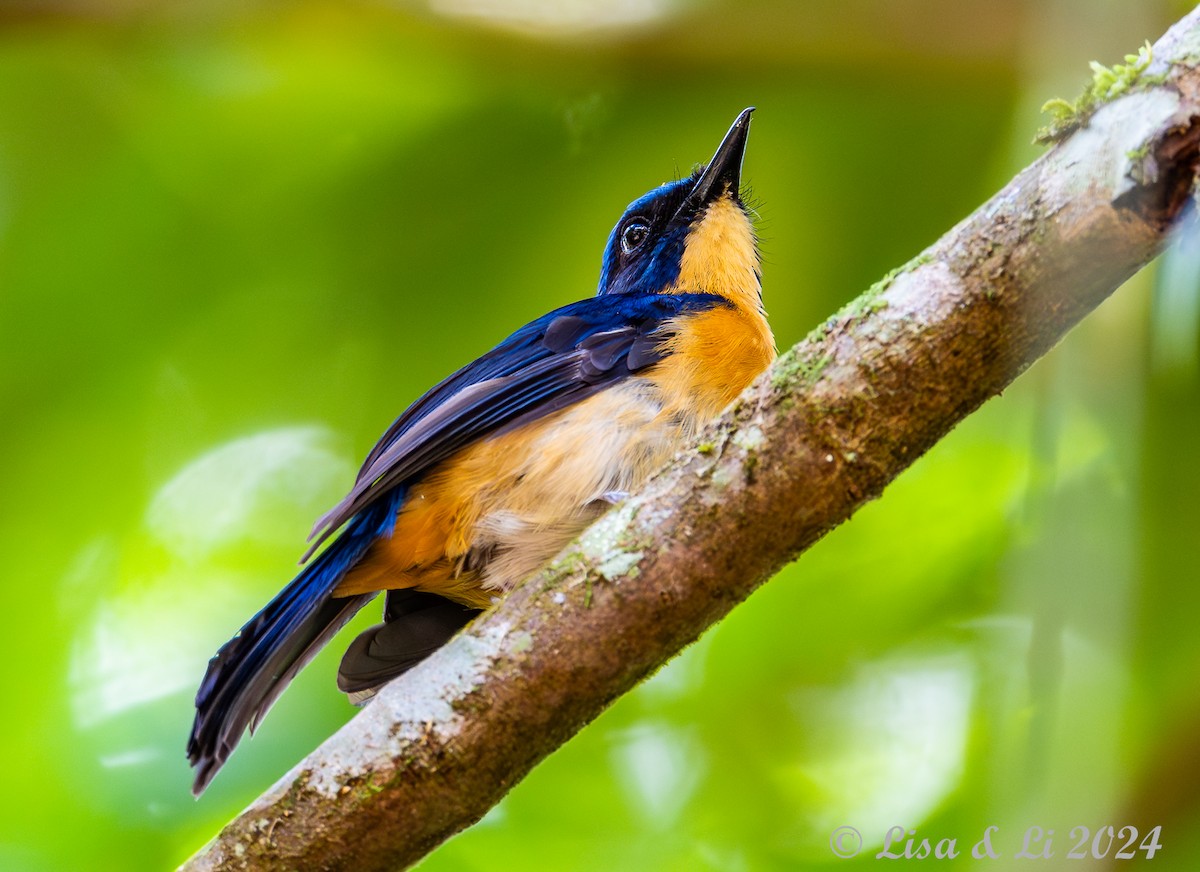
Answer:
xmin=182 ymin=9 xmax=1200 ymax=871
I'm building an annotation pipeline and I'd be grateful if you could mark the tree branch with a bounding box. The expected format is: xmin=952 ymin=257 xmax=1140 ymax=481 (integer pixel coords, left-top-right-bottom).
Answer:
xmin=181 ymin=9 xmax=1200 ymax=871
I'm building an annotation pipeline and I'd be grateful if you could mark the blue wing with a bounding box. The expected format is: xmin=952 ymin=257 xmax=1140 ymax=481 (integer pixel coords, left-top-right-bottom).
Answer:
xmin=189 ymin=290 xmax=725 ymax=793
xmin=303 ymin=291 xmax=727 ymax=558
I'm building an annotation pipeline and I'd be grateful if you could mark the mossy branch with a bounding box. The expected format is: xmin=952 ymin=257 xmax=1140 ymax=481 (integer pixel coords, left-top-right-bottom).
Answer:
xmin=1037 ymin=40 xmax=1160 ymax=144
xmin=182 ymin=8 xmax=1200 ymax=871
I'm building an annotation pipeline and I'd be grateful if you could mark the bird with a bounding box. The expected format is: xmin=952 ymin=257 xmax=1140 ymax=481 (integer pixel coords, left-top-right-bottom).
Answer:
xmin=187 ymin=107 xmax=776 ymax=795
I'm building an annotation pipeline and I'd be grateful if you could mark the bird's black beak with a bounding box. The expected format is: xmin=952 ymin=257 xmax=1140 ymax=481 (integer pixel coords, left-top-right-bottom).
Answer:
xmin=679 ymin=107 xmax=754 ymax=217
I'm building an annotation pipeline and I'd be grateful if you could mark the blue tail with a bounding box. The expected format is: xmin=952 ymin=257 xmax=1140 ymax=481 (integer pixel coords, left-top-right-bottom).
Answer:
xmin=187 ymin=490 xmax=404 ymax=795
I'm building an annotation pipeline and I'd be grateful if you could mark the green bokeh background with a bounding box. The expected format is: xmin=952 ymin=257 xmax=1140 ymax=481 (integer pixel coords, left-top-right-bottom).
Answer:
xmin=3 ymin=0 xmax=1200 ymax=868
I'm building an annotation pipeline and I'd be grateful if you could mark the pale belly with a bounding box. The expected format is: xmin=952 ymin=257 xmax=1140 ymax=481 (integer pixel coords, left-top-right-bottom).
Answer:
xmin=335 ymin=378 xmax=699 ymax=607
xmin=461 ymin=380 xmax=698 ymax=595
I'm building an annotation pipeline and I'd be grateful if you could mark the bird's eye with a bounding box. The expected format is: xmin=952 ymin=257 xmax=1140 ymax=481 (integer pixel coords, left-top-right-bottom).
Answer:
xmin=620 ymin=220 xmax=650 ymax=255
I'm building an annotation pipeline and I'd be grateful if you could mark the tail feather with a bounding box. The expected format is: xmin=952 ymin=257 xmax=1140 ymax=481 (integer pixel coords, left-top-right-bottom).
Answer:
xmin=187 ymin=490 xmax=403 ymax=796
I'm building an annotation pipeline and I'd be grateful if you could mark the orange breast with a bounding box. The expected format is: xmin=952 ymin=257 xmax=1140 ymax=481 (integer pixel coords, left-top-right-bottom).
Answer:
xmin=653 ymin=303 xmax=776 ymax=421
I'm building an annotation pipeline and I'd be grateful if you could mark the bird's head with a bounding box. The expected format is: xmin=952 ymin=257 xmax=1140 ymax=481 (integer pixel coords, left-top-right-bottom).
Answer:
xmin=598 ymin=108 xmax=760 ymax=311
